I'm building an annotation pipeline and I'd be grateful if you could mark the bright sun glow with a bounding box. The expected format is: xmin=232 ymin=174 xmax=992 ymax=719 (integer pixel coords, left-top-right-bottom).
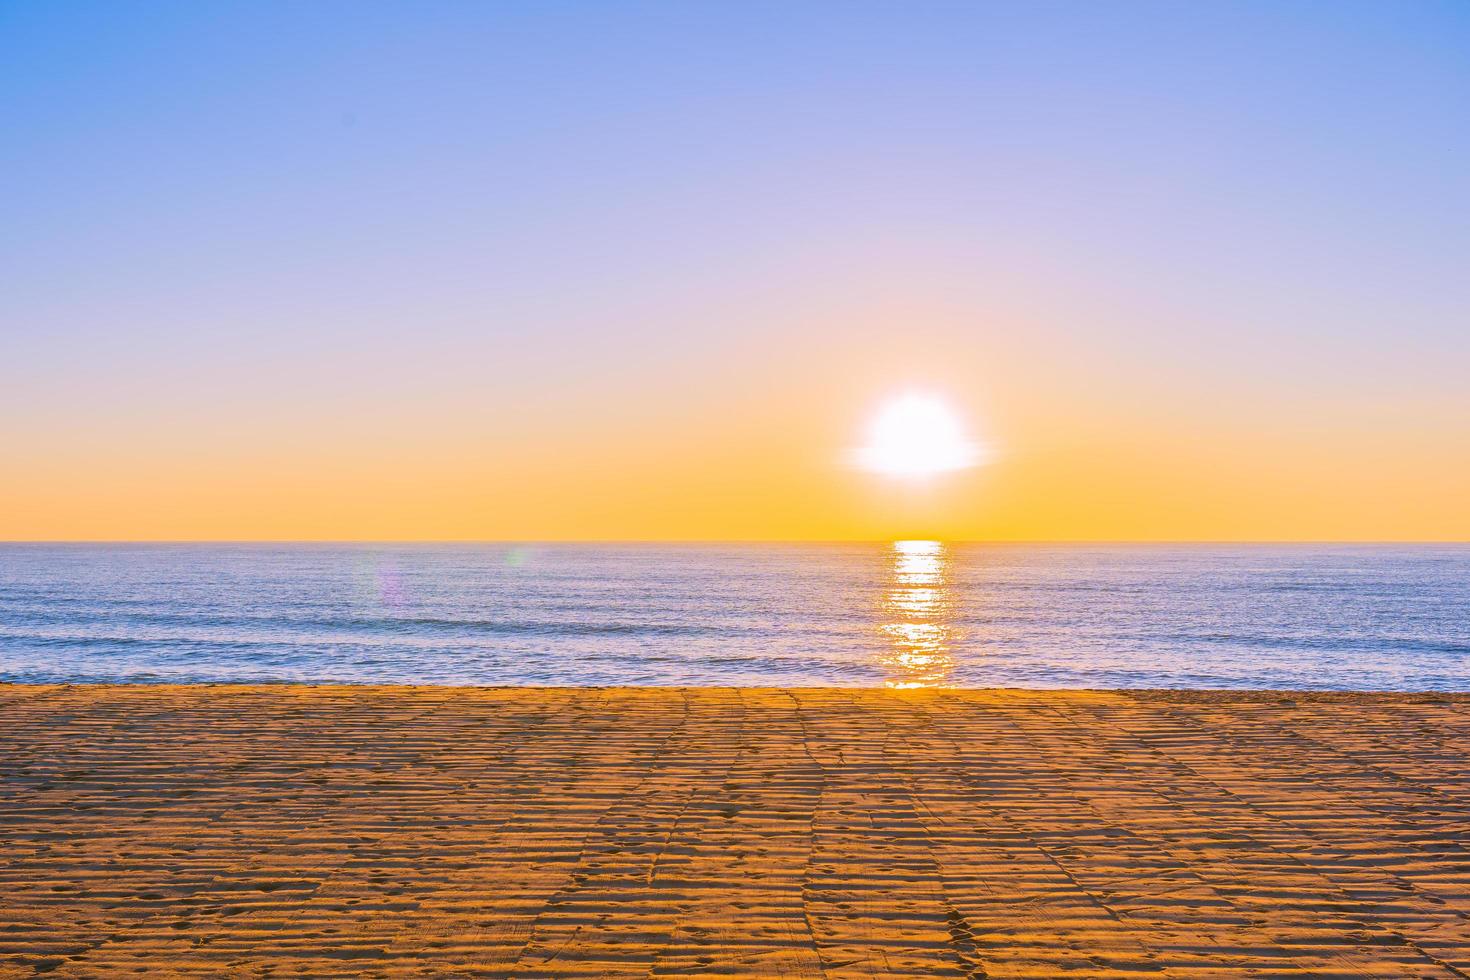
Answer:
xmin=856 ymin=394 xmax=983 ymax=478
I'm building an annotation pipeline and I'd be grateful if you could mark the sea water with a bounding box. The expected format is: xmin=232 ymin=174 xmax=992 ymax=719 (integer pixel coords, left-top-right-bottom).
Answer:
xmin=1 ymin=543 xmax=1466 ymax=690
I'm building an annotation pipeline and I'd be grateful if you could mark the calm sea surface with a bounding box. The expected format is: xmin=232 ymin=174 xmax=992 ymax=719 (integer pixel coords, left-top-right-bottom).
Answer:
xmin=1 ymin=543 xmax=1467 ymax=690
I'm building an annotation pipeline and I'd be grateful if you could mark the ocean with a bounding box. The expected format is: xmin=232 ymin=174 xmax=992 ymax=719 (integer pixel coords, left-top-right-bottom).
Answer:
xmin=1 ymin=542 xmax=1466 ymax=690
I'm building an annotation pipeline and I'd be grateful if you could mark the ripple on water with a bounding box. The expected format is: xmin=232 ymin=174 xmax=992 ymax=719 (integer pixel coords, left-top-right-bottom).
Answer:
xmin=0 ymin=543 xmax=1466 ymax=690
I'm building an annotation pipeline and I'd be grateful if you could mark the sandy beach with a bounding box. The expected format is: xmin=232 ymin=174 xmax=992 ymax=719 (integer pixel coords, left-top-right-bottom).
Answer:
xmin=2 ymin=685 xmax=1468 ymax=977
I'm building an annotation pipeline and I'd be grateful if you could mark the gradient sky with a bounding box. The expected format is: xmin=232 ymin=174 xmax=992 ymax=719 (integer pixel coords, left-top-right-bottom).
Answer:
xmin=4 ymin=1 xmax=1469 ymax=540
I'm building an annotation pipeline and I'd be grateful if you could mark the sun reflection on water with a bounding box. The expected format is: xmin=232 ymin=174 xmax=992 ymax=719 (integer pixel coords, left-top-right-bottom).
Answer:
xmin=880 ymin=540 xmax=955 ymax=688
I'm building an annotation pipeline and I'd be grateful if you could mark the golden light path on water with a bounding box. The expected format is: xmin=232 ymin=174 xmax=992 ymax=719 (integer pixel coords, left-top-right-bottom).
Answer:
xmin=880 ymin=539 xmax=956 ymax=688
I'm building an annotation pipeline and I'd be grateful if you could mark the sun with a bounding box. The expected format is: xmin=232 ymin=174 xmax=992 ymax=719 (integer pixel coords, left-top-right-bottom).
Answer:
xmin=855 ymin=393 xmax=983 ymax=479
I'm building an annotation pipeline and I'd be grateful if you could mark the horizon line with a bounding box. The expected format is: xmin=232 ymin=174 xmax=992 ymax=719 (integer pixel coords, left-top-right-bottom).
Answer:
xmin=4 ymin=539 xmax=1469 ymax=546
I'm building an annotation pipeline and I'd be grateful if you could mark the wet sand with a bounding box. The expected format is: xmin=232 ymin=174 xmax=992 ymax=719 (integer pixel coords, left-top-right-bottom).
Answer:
xmin=2 ymin=685 xmax=1469 ymax=978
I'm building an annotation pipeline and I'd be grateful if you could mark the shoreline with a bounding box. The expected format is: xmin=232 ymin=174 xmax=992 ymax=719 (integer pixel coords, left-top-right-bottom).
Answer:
xmin=3 ymin=684 xmax=1468 ymax=976
xmin=5 ymin=681 xmax=1469 ymax=695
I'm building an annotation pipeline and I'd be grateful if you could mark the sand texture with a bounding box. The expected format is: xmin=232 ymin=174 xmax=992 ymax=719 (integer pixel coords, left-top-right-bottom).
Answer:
xmin=2 ymin=685 xmax=1469 ymax=978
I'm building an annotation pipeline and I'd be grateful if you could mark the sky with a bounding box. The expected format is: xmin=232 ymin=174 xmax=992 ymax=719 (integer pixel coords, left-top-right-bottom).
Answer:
xmin=3 ymin=1 xmax=1469 ymax=541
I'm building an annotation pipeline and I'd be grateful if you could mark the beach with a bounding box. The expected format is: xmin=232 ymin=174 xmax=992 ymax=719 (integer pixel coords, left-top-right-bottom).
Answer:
xmin=3 ymin=684 xmax=1469 ymax=978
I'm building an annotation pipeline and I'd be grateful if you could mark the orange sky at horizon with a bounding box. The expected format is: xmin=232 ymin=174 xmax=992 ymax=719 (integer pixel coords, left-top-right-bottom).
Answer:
xmin=7 ymin=322 xmax=1469 ymax=542
xmin=9 ymin=451 xmax=1469 ymax=543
